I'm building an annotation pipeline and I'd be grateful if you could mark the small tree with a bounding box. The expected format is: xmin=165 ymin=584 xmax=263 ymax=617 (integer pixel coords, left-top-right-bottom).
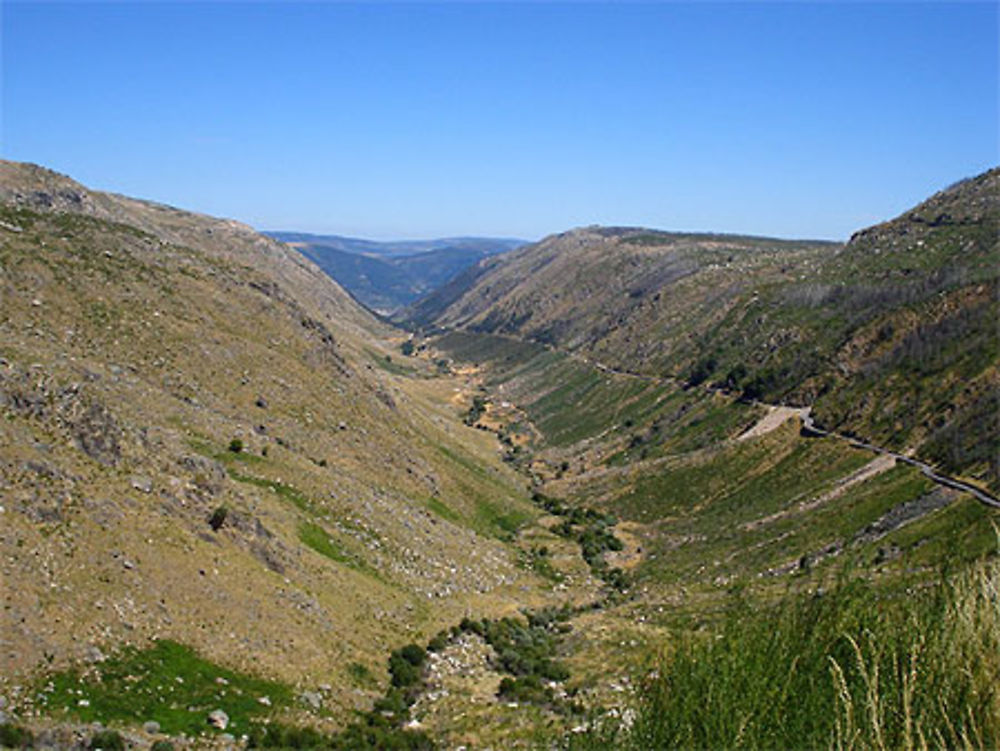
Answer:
xmin=209 ymin=505 xmax=229 ymax=531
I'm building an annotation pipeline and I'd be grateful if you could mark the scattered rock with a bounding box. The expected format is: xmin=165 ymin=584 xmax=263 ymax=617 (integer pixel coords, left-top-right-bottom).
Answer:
xmin=207 ymin=709 xmax=229 ymax=729
xmin=255 ymin=396 xmax=268 ymax=409
xmin=142 ymin=721 xmax=160 ymax=734
xmin=130 ymin=475 xmax=153 ymax=493
xmin=300 ymin=690 xmax=322 ymax=710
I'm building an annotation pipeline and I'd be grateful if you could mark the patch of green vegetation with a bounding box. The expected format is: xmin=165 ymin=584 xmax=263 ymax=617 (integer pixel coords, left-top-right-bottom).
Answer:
xmin=247 ymin=719 xmax=433 ymax=750
xmin=430 ymin=441 xmax=533 ymax=538
xmin=298 ymin=521 xmax=384 ymax=581
xmin=0 ymin=722 xmax=34 ymax=749
xmin=533 ymin=493 xmax=630 ymax=591
xmin=456 ymin=608 xmax=577 ymax=712
xmin=520 ymin=544 xmax=563 ymax=582
xmin=881 ymin=495 xmax=999 ymax=569
xmin=228 ymin=470 xmax=312 ymax=513
xmin=186 ymin=436 xmax=265 ymax=467
xmin=249 ymin=640 xmax=433 ymax=749
xmin=474 ymin=499 xmax=532 ymax=540
xmin=426 ymin=496 xmax=459 ymax=523
xmin=573 ymin=556 xmax=1000 ymax=749
xmin=464 ymin=394 xmax=488 ymax=426
xmin=33 ymin=639 xmax=291 ymax=736
xmin=366 ymin=347 xmax=418 ymax=376
xmin=298 ymin=521 xmax=353 ymax=564
xmin=347 ymin=662 xmax=376 ymax=689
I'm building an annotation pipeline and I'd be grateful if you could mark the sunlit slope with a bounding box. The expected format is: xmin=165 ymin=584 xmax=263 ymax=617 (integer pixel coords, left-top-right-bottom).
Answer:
xmin=0 ymin=162 xmax=553 ymax=722
xmin=407 ymin=168 xmax=1000 ymax=490
xmin=433 ymin=331 xmax=997 ymax=605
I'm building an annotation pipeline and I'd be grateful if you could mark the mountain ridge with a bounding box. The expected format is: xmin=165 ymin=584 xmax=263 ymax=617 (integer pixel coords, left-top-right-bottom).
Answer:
xmin=402 ymin=167 xmax=1000 ymax=490
xmin=266 ymin=231 xmax=525 ymax=313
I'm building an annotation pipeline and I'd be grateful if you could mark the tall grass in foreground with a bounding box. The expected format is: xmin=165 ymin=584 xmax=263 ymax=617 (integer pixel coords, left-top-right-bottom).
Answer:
xmin=571 ymin=552 xmax=999 ymax=750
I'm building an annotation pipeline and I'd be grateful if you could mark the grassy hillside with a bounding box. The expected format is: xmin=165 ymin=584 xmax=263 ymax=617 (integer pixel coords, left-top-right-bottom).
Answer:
xmin=405 ymin=169 xmax=1000 ymax=491
xmin=423 ymin=321 xmax=998 ymax=748
xmin=0 ymin=162 xmax=566 ymax=746
xmin=2 ymin=160 xmax=996 ymax=749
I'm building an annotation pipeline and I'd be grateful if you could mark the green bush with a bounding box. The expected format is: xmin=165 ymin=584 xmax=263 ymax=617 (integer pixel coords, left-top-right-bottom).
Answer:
xmin=88 ymin=729 xmax=124 ymax=751
xmin=228 ymin=438 xmax=244 ymax=453
xmin=0 ymin=724 xmax=34 ymax=749
xmin=208 ymin=505 xmax=229 ymax=532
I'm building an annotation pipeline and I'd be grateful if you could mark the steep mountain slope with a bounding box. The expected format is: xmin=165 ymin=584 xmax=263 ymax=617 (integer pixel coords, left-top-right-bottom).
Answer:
xmin=405 ymin=169 xmax=1000 ymax=490
xmin=268 ymin=232 xmax=524 ymax=313
xmin=0 ymin=162 xmax=562 ymax=738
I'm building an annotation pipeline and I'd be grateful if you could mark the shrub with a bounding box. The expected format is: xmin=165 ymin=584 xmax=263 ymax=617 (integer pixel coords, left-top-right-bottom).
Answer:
xmin=388 ymin=644 xmax=426 ymax=689
xmin=0 ymin=724 xmax=34 ymax=749
xmin=150 ymin=742 xmax=175 ymax=751
xmin=89 ymin=729 xmax=125 ymax=751
xmin=426 ymin=632 xmax=449 ymax=652
xmin=228 ymin=438 xmax=244 ymax=453
xmin=208 ymin=505 xmax=229 ymax=532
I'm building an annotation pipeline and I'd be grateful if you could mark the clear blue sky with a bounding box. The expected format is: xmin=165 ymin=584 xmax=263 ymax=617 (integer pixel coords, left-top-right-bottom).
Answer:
xmin=2 ymin=2 xmax=997 ymax=241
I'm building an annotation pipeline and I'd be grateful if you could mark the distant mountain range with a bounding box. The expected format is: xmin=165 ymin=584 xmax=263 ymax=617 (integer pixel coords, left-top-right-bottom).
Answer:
xmin=266 ymin=231 xmax=525 ymax=313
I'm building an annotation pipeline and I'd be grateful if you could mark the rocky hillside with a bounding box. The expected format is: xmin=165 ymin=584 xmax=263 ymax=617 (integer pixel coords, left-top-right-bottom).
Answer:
xmin=403 ymin=169 xmax=1000 ymax=490
xmin=0 ymin=161 xmax=563 ymax=739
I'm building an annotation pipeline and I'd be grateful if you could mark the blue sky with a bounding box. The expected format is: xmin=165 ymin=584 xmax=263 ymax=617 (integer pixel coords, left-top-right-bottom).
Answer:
xmin=2 ymin=2 xmax=997 ymax=241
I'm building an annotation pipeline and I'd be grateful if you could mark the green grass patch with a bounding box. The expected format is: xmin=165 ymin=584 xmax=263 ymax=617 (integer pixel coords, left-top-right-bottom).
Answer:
xmin=426 ymin=496 xmax=460 ymax=523
xmin=474 ymin=499 xmax=532 ymax=539
xmin=299 ymin=521 xmax=354 ymax=564
xmin=33 ymin=640 xmax=291 ymax=736
xmin=574 ymin=556 xmax=1000 ymax=749
xmin=365 ymin=348 xmax=418 ymax=376
xmin=229 ymin=471 xmax=312 ymax=513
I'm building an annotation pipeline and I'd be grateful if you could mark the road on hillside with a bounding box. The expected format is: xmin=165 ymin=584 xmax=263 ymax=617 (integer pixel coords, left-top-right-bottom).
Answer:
xmin=455 ymin=330 xmax=1000 ymax=510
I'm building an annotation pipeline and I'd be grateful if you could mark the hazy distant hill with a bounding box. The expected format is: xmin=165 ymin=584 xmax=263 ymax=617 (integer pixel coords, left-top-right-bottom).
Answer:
xmin=267 ymin=231 xmax=524 ymax=313
xmin=403 ymin=169 xmax=1000 ymax=490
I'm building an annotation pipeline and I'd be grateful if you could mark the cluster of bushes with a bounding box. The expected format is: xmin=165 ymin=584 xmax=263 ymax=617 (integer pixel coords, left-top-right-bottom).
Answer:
xmin=533 ymin=493 xmax=630 ymax=592
xmin=248 ymin=642 xmax=432 ymax=750
xmin=521 ymin=544 xmax=561 ymax=582
xmin=455 ymin=608 xmax=577 ymax=711
xmin=0 ymin=724 xmax=33 ymax=749
xmin=0 ymin=725 xmax=152 ymax=751
xmin=464 ymin=394 xmax=488 ymax=426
